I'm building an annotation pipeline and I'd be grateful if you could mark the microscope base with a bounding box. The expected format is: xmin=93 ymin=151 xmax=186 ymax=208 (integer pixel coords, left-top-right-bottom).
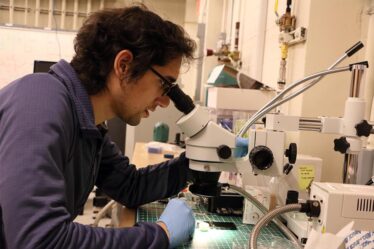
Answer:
xmin=283 ymin=212 xmax=312 ymax=244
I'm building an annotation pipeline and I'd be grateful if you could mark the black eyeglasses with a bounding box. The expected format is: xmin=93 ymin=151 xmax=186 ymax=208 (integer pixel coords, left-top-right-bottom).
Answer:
xmin=149 ymin=67 xmax=177 ymax=96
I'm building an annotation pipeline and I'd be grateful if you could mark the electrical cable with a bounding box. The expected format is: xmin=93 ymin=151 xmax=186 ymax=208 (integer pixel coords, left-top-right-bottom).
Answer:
xmin=237 ymin=66 xmax=350 ymax=137
xmin=228 ymin=185 xmax=303 ymax=249
xmin=247 ymin=66 xmax=350 ymax=128
xmin=92 ymin=200 xmax=116 ymax=227
xmin=249 ymin=203 xmax=302 ymax=249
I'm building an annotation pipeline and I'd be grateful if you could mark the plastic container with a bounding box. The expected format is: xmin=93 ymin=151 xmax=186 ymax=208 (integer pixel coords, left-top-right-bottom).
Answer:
xmin=153 ymin=122 xmax=169 ymax=142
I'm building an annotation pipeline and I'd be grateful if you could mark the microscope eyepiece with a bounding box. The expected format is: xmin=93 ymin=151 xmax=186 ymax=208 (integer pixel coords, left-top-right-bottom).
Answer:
xmin=167 ymin=85 xmax=195 ymax=115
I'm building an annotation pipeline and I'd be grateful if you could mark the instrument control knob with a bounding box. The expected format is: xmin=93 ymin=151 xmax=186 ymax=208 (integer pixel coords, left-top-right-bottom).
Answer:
xmin=216 ymin=145 xmax=232 ymax=159
xmin=249 ymin=145 xmax=274 ymax=170
xmin=285 ymin=143 xmax=297 ymax=164
xmin=355 ymin=120 xmax=372 ymax=137
xmin=334 ymin=137 xmax=350 ymax=154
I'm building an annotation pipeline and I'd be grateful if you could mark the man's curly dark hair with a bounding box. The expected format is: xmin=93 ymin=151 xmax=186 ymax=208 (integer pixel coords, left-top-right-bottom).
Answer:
xmin=71 ymin=4 xmax=196 ymax=95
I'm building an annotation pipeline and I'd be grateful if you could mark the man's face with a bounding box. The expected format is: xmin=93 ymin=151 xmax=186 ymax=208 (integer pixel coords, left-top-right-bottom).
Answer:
xmin=112 ymin=57 xmax=182 ymax=126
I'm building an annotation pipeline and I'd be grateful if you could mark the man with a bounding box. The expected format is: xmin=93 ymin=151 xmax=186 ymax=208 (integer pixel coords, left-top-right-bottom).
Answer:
xmin=0 ymin=5 xmax=196 ymax=249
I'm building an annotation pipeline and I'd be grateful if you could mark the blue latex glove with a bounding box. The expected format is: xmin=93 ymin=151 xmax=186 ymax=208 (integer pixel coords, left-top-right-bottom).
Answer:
xmin=158 ymin=199 xmax=195 ymax=248
xmin=235 ymin=137 xmax=249 ymax=157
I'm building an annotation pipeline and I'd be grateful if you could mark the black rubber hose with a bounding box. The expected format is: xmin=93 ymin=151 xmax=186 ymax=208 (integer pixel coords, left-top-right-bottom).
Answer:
xmin=346 ymin=41 xmax=364 ymax=57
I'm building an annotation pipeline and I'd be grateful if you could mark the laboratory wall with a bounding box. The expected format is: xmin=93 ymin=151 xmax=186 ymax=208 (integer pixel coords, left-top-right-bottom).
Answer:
xmin=0 ymin=27 xmax=75 ymax=89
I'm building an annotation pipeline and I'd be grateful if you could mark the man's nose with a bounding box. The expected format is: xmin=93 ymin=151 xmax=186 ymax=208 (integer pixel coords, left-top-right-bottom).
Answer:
xmin=155 ymin=95 xmax=170 ymax=108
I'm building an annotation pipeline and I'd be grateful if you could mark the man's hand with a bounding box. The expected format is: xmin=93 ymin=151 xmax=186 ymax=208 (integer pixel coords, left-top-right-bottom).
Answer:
xmin=157 ymin=199 xmax=195 ymax=248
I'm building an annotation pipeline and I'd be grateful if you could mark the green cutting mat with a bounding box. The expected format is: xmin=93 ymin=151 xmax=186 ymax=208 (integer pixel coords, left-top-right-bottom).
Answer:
xmin=137 ymin=197 xmax=297 ymax=249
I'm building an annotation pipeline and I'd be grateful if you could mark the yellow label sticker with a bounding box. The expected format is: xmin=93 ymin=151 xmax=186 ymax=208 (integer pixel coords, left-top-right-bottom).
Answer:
xmin=298 ymin=165 xmax=315 ymax=190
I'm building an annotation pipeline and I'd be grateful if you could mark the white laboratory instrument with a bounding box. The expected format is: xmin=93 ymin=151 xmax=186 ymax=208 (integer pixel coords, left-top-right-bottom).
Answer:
xmin=174 ymin=62 xmax=369 ymax=197
xmin=169 ymin=41 xmax=370 ymax=191
xmin=246 ymin=61 xmax=370 ymax=183
xmin=310 ymin=182 xmax=374 ymax=233
xmin=250 ymin=181 xmax=374 ymax=249
xmin=166 ymin=41 xmax=370 ymax=249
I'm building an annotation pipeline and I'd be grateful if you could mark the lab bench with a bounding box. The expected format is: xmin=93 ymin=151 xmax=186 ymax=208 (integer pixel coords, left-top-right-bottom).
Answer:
xmin=118 ymin=142 xmax=294 ymax=249
xmin=136 ymin=196 xmax=292 ymax=249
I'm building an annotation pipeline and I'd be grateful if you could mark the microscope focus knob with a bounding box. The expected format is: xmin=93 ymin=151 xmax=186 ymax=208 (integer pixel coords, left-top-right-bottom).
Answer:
xmin=334 ymin=137 xmax=350 ymax=154
xmin=285 ymin=143 xmax=297 ymax=164
xmin=249 ymin=146 xmax=274 ymax=170
xmin=217 ymin=145 xmax=232 ymax=159
xmin=355 ymin=120 xmax=373 ymax=137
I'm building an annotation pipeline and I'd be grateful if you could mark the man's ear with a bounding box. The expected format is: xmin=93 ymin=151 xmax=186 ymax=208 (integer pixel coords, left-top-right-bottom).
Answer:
xmin=114 ymin=50 xmax=133 ymax=80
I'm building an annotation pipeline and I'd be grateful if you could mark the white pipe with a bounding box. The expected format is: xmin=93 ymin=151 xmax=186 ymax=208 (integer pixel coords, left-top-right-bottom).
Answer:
xmin=365 ymin=8 xmax=374 ymax=120
xmin=86 ymin=0 xmax=92 ymax=15
xmin=24 ymin=0 xmax=28 ymax=25
xmin=9 ymin=0 xmax=14 ymax=26
xmin=197 ymin=0 xmax=207 ymax=23
xmin=47 ymin=0 xmax=53 ymax=30
xmin=238 ymin=0 xmax=246 ymax=54
xmin=365 ymin=7 xmax=374 ymax=146
xmin=256 ymin=0 xmax=268 ymax=81
xmin=221 ymin=0 xmax=227 ymax=34
xmin=73 ymin=0 xmax=79 ymax=30
xmin=35 ymin=0 xmax=40 ymax=27
xmin=195 ymin=0 xmax=208 ymax=102
xmin=231 ymin=0 xmax=241 ymax=50
xmin=61 ymin=0 xmax=66 ymax=29
xmin=226 ymin=0 xmax=234 ymax=42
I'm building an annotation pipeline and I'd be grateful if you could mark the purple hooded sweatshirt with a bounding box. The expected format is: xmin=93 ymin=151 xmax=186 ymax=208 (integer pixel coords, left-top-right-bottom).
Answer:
xmin=0 ymin=60 xmax=189 ymax=249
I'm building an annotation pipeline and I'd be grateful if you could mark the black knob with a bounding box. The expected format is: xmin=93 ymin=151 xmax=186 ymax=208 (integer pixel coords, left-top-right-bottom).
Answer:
xmin=217 ymin=145 xmax=232 ymax=159
xmin=283 ymin=163 xmax=293 ymax=175
xmin=286 ymin=190 xmax=299 ymax=204
xmin=300 ymin=200 xmax=321 ymax=218
xmin=285 ymin=143 xmax=297 ymax=164
xmin=355 ymin=120 xmax=372 ymax=137
xmin=334 ymin=137 xmax=350 ymax=154
xmin=249 ymin=145 xmax=274 ymax=170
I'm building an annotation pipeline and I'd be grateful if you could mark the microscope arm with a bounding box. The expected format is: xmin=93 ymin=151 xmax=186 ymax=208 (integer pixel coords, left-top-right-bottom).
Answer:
xmin=238 ymin=42 xmax=364 ymax=137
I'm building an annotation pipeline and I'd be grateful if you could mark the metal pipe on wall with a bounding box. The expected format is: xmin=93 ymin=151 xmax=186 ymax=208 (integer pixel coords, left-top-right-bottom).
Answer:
xmin=194 ymin=0 xmax=207 ymax=103
xmin=73 ymin=0 xmax=78 ymax=30
xmin=231 ymin=0 xmax=241 ymax=50
xmin=221 ymin=0 xmax=227 ymax=34
xmin=9 ymin=0 xmax=14 ymax=25
xmin=86 ymin=0 xmax=92 ymax=16
xmin=366 ymin=6 xmax=374 ymax=120
xmin=256 ymin=0 xmax=268 ymax=81
xmin=24 ymin=0 xmax=28 ymax=25
xmin=0 ymin=4 xmax=89 ymax=17
xmin=61 ymin=0 xmax=66 ymax=29
xmin=35 ymin=0 xmax=40 ymax=27
xmin=47 ymin=0 xmax=53 ymax=29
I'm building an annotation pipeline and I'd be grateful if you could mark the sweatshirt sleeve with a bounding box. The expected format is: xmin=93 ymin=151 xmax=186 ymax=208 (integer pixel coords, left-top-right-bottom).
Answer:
xmin=95 ymin=137 xmax=189 ymax=208
xmin=0 ymin=75 xmax=169 ymax=249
